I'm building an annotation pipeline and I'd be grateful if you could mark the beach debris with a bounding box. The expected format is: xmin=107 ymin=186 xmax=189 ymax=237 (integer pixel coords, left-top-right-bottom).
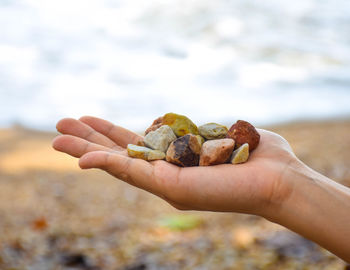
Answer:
xmin=230 ymin=143 xmax=249 ymax=164
xmin=260 ymin=231 xmax=322 ymax=261
xmin=158 ymin=214 xmax=203 ymax=231
xmin=198 ymin=123 xmax=228 ymax=140
xmin=124 ymin=263 xmax=147 ymax=270
xmin=232 ymin=227 xmax=255 ymax=249
xmin=199 ymin=139 xmax=235 ymax=166
xmin=31 ymin=217 xmax=48 ymax=231
xmin=166 ymin=134 xmax=201 ymax=167
xmin=127 ymin=144 xmax=165 ymax=161
xmin=226 ymin=120 xmax=260 ymax=151
xmin=61 ymin=253 xmax=90 ymax=268
xmin=129 ymin=114 xmax=260 ymax=166
xmin=144 ymin=125 xmax=176 ymax=153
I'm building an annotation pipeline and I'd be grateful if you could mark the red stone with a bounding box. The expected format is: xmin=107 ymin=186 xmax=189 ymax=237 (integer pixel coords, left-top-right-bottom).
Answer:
xmin=226 ymin=120 xmax=260 ymax=151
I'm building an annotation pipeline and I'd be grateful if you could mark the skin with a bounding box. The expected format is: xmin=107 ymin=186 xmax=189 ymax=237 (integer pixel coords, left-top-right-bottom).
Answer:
xmin=52 ymin=116 xmax=350 ymax=263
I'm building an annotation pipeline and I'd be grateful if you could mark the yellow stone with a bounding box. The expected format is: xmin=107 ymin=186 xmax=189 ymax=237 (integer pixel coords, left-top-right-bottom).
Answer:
xmin=162 ymin=113 xmax=198 ymax=137
xmin=127 ymin=144 xmax=165 ymax=161
xmin=231 ymin=143 xmax=249 ymax=164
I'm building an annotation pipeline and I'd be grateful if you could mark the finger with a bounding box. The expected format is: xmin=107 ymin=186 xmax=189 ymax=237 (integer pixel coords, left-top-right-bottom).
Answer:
xmin=56 ymin=118 xmax=123 ymax=150
xmin=166 ymin=200 xmax=192 ymax=211
xmin=79 ymin=151 xmax=164 ymax=195
xmin=79 ymin=116 xmax=143 ymax=148
xmin=52 ymin=135 xmax=125 ymax=158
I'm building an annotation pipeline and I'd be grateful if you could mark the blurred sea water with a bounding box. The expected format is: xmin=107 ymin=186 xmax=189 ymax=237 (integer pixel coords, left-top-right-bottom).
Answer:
xmin=0 ymin=0 xmax=349 ymax=131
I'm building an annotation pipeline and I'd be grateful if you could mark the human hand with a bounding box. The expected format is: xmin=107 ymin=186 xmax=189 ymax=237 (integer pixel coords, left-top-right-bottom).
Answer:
xmin=53 ymin=116 xmax=350 ymax=262
xmin=52 ymin=116 xmax=298 ymax=218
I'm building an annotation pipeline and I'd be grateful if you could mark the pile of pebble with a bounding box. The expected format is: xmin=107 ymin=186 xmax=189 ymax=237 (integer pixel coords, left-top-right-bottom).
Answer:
xmin=127 ymin=113 xmax=260 ymax=167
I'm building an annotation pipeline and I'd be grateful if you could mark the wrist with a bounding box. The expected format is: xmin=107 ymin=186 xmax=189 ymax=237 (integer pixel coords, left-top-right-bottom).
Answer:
xmin=261 ymin=156 xmax=305 ymax=222
xmin=264 ymin=158 xmax=350 ymax=262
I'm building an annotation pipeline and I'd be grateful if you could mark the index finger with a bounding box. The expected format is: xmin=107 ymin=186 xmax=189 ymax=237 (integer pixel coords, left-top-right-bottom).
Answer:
xmin=79 ymin=116 xmax=143 ymax=148
xmin=79 ymin=151 xmax=163 ymax=196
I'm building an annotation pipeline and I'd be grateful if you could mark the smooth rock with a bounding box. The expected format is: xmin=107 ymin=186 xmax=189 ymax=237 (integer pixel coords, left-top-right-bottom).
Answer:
xmin=198 ymin=123 xmax=228 ymax=140
xmin=199 ymin=139 xmax=235 ymax=166
xmin=230 ymin=143 xmax=249 ymax=164
xmin=166 ymin=134 xmax=201 ymax=167
xmin=144 ymin=125 xmax=177 ymax=153
xmin=226 ymin=120 xmax=260 ymax=151
xmin=127 ymin=144 xmax=165 ymax=161
xmin=162 ymin=113 xmax=198 ymax=137
xmin=145 ymin=116 xmax=163 ymax=135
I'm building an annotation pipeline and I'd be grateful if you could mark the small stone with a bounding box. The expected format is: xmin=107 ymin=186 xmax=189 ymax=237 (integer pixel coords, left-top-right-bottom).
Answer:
xmin=199 ymin=139 xmax=235 ymax=166
xmin=196 ymin=135 xmax=205 ymax=146
xmin=144 ymin=125 xmax=177 ymax=153
xmin=136 ymin=139 xmax=145 ymax=147
xmin=127 ymin=144 xmax=165 ymax=161
xmin=226 ymin=120 xmax=260 ymax=151
xmin=230 ymin=143 xmax=249 ymax=164
xmin=162 ymin=112 xmax=198 ymax=137
xmin=148 ymin=150 xmax=166 ymax=161
xmin=145 ymin=116 xmax=163 ymax=135
xmin=198 ymin=123 xmax=228 ymax=140
xmin=166 ymin=134 xmax=201 ymax=167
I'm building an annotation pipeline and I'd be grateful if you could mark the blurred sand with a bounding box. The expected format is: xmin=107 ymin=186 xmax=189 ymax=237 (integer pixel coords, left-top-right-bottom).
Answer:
xmin=0 ymin=120 xmax=349 ymax=269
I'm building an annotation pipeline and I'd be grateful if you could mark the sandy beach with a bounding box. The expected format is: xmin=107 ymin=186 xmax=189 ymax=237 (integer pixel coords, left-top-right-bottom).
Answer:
xmin=0 ymin=119 xmax=349 ymax=269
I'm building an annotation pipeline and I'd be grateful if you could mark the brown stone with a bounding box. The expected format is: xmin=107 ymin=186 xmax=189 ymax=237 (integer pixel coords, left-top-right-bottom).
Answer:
xmin=145 ymin=116 xmax=163 ymax=135
xmin=166 ymin=134 xmax=201 ymax=167
xmin=226 ymin=120 xmax=260 ymax=151
xmin=136 ymin=139 xmax=145 ymax=147
xmin=199 ymin=139 xmax=235 ymax=166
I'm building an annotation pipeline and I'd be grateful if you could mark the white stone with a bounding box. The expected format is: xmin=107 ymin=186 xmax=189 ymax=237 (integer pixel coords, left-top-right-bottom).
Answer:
xmin=144 ymin=125 xmax=177 ymax=153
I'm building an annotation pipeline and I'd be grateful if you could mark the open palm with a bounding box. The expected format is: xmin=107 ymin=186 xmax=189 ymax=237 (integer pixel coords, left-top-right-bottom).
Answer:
xmin=53 ymin=116 xmax=297 ymax=217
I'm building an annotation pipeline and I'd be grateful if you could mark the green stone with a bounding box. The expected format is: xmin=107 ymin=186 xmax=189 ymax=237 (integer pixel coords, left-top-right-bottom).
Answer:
xmin=198 ymin=122 xmax=228 ymax=140
xmin=230 ymin=143 xmax=249 ymax=164
xmin=127 ymin=144 xmax=165 ymax=161
xmin=162 ymin=113 xmax=198 ymax=137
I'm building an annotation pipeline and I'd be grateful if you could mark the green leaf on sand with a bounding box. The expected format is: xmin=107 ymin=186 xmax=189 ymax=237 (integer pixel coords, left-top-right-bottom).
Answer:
xmin=158 ymin=215 xmax=202 ymax=231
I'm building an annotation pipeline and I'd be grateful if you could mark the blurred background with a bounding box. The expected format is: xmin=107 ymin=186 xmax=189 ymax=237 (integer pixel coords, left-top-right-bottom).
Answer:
xmin=1 ymin=0 xmax=350 ymax=130
xmin=0 ymin=0 xmax=349 ymax=269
